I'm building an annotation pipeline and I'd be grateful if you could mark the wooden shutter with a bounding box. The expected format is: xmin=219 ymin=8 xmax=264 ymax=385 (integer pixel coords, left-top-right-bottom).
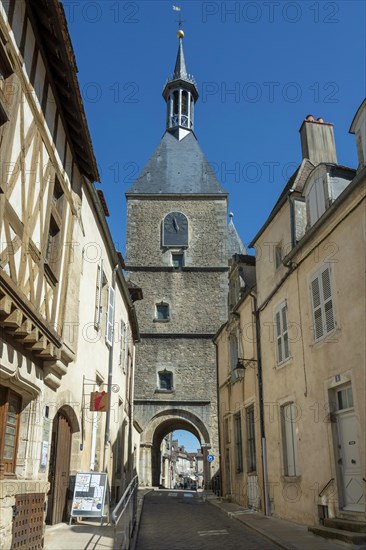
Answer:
xmin=106 ymin=286 xmax=115 ymax=346
xmin=275 ymin=304 xmax=289 ymax=364
xmin=94 ymin=259 xmax=103 ymax=328
xmin=311 ymin=267 xmax=335 ymax=340
xmin=123 ymin=323 xmax=129 ymax=373
xmin=119 ymin=320 xmax=125 ymax=368
xmin=322 ymin=268 xmax=335 ymax=333
xmin=282 ymin=306 xmax=289 ymax=359
xmin=276 ymin=311 xmax=283 ymax=363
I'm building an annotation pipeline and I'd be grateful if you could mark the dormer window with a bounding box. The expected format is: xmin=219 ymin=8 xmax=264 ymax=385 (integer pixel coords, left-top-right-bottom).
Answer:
xmin=304 ymin=165 xmax=355 ymax=229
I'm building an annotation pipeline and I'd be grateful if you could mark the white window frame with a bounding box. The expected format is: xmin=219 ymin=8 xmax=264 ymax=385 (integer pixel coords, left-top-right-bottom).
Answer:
xmin=106 ymin=285 xmax=115 ymax=346
xmin=310 ymin=265 xmax=336 ymax=342
xmin=275 ymin=301 xmax=290 ymax=365
xmin=281 ymin=402 xmax=299 ymax=477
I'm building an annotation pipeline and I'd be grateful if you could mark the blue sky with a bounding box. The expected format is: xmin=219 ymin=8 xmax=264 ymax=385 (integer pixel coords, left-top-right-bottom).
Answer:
xmin=172 ymin=430 xmax=200 ymax=452
xmin=66 ymin=0 xmax=365 ymax=254
xmin=65 ymin=1 xmax=365 ymax=454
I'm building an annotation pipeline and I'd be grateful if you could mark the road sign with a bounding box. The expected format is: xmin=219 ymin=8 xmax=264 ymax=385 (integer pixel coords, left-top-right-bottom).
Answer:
xmin=207 ymin=454 xmax=214 ymax=462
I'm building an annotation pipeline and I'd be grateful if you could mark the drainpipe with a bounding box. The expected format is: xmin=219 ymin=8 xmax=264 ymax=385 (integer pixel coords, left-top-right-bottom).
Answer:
xmin=250 ymin=291 xmax=270 ymax=516
xmin=103 ymin=264 xmax=119 ymax=472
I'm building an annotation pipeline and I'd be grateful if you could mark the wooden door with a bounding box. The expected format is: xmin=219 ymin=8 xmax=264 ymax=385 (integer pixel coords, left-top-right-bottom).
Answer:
xmin=337 ymin=411 xmax=364 ymax=511
xmin=46 ymin=411 xmax=72 ymax=525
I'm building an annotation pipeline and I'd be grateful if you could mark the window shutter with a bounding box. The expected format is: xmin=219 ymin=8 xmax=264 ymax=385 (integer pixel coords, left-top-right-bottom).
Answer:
xmin=311 ymin=267 xmax=335 ymax=340
xmin=94 ymin=260 xmax=103 ymax=328
xmin=282 ymin=306 xmax=289 ymax=359
xmin=275 ymin=303 xmax=289 ymax=364
xmin=308 ymin=185 xmax=318 ymax=226
xmin=276 ymin=311 xmax=283 ymax=363
xmin=119 ymin=320 xmax=125 ymax=368
xmin=321 ymin=268 xmax=335 ymax=333
xmin=106 ymin=286 xmax=115 ymax=346
xmin=311 ymin=277 xmax=323 ymax=339
xmin=123 ymin=323 xmax=129 ymax=373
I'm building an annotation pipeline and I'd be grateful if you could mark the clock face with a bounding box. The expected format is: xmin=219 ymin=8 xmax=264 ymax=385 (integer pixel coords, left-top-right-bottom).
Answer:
xmin=163 ymin=212 xmax=188 ymax=247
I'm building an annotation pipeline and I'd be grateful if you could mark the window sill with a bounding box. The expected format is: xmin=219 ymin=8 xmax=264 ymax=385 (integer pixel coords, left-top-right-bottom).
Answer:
xmin=276 ymin=356 xmax=292 ymax=369
xmin=153 ymin=318 xmax=170 ymax=323
xmin=282 ymin=475 xmax=301 ymax=482
xmin=154 ymin=389 xmax=175 ymax=394
xmin=312 ymin=327 xmax=340 ymax=347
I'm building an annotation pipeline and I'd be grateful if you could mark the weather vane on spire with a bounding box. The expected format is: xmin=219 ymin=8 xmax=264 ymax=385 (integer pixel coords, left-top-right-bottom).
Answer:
xmin=172 ymin=5 xmax=185 ymax=35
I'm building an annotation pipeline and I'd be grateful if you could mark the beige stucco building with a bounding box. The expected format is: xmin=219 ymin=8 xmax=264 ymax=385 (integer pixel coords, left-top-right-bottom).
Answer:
xmin=0 ymin=1 xmax=140 ymax=548
xmin=217 ymin=105 xmax=365 ymax=533
xmin=215 ymin=253 xmax=266 ymax=510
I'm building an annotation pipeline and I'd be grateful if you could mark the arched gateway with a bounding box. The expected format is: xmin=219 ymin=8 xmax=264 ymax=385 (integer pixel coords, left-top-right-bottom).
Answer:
xmin=125 ymin=30 xmax=245 ymax=489
xmin=138 ymin=409 xmax=212 ymax=487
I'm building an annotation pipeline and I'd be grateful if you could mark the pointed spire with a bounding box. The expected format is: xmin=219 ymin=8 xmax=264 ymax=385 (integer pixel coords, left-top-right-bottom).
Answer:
xmin=228 ymin=213 xmax=247 ymax=257
xmin=173 ymin=35 xmax=188 ymax=80
xmin=162 ymin=29 xmax=199 ymax=139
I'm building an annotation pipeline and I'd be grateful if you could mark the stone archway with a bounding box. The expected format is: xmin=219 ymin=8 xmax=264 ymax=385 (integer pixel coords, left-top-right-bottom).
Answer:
xmin=138 ymin=409 xmax=211 ymax=488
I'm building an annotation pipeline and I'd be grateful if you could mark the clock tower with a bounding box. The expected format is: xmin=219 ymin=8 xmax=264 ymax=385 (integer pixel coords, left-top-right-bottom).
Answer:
xmin=125 ymin=30 xmax=242 ymax=487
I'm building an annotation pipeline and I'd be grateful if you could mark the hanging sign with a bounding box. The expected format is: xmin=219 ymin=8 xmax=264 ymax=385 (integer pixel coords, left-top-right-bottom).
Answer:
xmin=90 ymin=391 xmax=110 ymax=412
xmin=70 ymin=472 xmax=108 ymax=521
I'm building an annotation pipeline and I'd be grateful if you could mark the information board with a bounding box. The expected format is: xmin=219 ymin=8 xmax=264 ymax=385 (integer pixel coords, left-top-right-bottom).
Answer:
xmin=70 ymin=472 xmax=108 ymax=522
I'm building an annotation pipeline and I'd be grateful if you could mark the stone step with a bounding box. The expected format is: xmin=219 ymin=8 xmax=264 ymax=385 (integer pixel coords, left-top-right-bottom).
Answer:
xmin=324 ymin=518 xmax=366 ymax=533
xmin=308 ymin=525 xmax=366 ymax=545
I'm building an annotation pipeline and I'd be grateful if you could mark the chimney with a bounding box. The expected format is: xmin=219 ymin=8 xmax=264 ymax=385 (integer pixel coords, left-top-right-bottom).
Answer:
xmin=299 ymin=115 xmax=337 ymax=165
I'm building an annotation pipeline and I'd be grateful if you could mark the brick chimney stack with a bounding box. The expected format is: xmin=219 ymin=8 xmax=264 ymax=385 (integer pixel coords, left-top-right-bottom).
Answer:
xmin=299 ymin=115 xmax=337 ymax=165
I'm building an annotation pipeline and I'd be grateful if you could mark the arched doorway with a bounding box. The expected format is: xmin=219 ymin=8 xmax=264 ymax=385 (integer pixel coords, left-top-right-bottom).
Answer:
xmin=46 ymin=408 xmax=76 ymax=524
xmin=139 ymin=409 xmax=211 ymax=488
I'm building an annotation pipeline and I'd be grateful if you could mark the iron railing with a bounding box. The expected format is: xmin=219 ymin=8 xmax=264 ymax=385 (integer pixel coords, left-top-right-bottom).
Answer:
xmin=111 ymin=475 xmax=138 ymax=549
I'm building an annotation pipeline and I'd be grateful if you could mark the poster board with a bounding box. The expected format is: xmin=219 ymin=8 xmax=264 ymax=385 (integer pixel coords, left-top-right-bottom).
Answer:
xmin=70 ymin=472 xmax=108 ymax=523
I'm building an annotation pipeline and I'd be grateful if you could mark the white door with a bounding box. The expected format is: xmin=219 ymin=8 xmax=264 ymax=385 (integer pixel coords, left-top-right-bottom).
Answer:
xmin=335 ymin=386 xmax=364 ymax=511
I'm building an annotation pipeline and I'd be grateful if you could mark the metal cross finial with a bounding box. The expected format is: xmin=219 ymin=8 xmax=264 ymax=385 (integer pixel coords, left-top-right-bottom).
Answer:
xmin=172 ymin=5 xmax=184 ymax=28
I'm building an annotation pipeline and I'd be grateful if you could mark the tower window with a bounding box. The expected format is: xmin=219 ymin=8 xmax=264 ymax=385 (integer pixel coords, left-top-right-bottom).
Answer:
xmin=172 ymin=253 xmax=184 ymax=268
xmin=158 ymin=371 xmax=173 ymax=391
xmin=182 ymin=91 xmax=188 ymax=116
xmin=173 ymin=91 xmax=179 ymax=114
xmin=155 ymin=302 xmax=170 ymax=321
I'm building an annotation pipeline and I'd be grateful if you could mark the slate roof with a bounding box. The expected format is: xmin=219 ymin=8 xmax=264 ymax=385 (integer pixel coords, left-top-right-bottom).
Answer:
xmin=126 ymin=131 xmax=228 ymax=195
xmin=228 ymin=215 xmax=247 ymax=257
xmin=249 ymin=159 xmax=314 ymax=247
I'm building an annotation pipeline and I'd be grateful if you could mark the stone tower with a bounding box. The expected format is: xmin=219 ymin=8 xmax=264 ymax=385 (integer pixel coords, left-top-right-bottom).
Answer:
xmin=125 ymin=30 xmax=240 ymax=487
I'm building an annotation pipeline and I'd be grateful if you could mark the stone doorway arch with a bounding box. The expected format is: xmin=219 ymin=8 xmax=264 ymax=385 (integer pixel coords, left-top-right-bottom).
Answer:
xmin=138 ymin=409 xmax=211 ymax=488
xmin=46 ymin=405 xmax=79 ymax=525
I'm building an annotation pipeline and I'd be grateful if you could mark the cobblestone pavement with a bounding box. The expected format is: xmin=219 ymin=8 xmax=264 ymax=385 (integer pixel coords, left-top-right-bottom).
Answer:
xmin=135 ymin=490 xmax=279 ymax=550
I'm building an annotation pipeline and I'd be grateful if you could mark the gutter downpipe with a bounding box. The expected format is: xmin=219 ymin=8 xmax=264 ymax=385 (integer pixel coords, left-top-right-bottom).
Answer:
xmin=250 ymin=291 xmax=270 ymax=516
xmin=104 ymin=264 xmax=119 ymax=472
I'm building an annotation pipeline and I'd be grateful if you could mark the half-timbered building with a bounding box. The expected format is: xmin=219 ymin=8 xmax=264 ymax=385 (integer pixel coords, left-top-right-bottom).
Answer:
xmin=0 ymin=1 xmax=140 ymax=547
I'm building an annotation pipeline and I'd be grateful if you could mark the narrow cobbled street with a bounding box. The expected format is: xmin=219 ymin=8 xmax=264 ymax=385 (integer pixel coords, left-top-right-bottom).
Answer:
xmin=136 ymin=490 xmax=278 ymax=550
